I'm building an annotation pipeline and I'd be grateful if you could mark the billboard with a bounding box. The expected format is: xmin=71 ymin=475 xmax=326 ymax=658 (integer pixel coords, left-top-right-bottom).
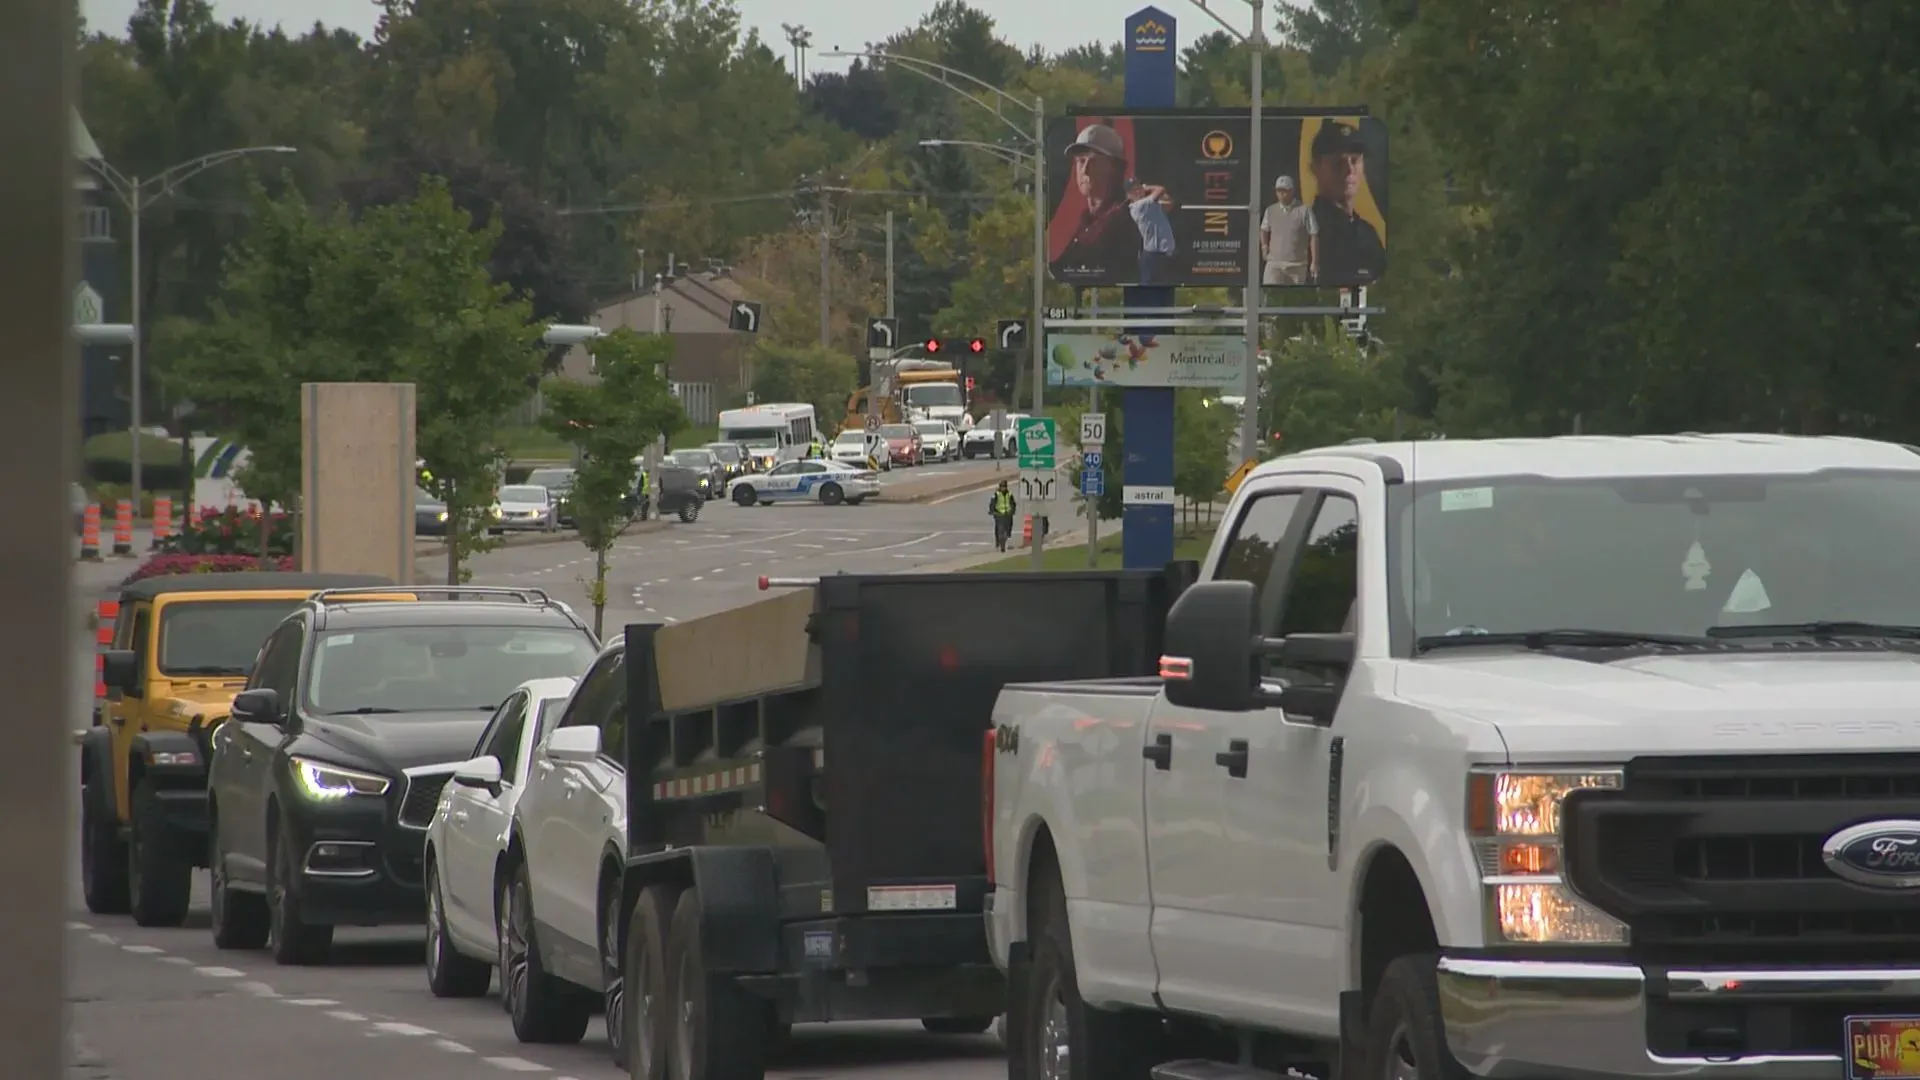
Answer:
xmin=1046 ymin=332 xmax=1247 ymax=388
xmin=1045 ymin=110 xmax=1389 ymax=290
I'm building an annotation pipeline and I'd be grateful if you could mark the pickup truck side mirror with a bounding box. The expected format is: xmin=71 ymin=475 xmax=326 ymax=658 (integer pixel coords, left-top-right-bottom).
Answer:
xmin=100 ymin=649 xmax=138 ymax=695
xmin=1161 ymin=580 xmax=1262 ymax=712
xmin=231 ymin=688 xmax=282 ymax=726
xmin=1263 ymin=633 xmax=1357 ymax=725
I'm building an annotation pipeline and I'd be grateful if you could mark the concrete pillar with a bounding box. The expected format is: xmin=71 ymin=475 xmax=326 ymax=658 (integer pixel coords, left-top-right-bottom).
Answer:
xmin=301 ymin=382 xmax=417 ymax=583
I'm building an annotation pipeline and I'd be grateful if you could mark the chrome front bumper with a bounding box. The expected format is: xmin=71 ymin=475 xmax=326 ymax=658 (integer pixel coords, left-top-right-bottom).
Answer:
xmin=1439 ymin=956 xmax=1920 ymax=1079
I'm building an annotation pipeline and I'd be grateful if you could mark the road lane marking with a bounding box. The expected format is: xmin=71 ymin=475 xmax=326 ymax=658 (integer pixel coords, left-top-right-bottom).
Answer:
xmin=120 ymin=944 xmax=163 ymax=954
xmin=237 ymin=981 xmax=279 ymax=997
xmin=482 ymin=1057 xmax=549 ymax=1072
xmin=193 ymin=966 xmax=245 ymax=978
xmin=160 ymin=956 xmax=193 ymax=966
xmin=88 ymin=932 xmax=116 ymax=945
xmin=286 ymin=998 xmax=339 ymax=1006
xmin=327 ymin=1009 xmax=368 ymax=1022
xmin=67 ymin=921 xmax=89 ymax=930
xmin=434 ymin=1040 xmax=474 ymax=1053
xmin=373 ymin=1022 xmax=437 ymax=1036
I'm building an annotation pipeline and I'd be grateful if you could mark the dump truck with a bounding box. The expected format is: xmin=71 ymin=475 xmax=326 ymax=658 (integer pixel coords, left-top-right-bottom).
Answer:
xmin=612 ymin=565 xmax=1196 ymax=1080
xmin=843 ymin=359 xmax=969 ymax=432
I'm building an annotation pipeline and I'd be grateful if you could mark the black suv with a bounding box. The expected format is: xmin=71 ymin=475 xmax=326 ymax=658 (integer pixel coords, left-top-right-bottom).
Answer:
xmin=205 ymin=586 xmax=600 ymax=965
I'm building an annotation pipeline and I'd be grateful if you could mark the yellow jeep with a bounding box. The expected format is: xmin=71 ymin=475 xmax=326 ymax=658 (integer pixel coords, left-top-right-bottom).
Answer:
xmin=78 ymin=571 xmax=405 ymax=926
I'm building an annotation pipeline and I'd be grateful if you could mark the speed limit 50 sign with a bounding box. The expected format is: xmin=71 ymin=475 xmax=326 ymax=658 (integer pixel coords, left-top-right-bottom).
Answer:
xmin=1079 ymin=412 xmax=1106 ymax=449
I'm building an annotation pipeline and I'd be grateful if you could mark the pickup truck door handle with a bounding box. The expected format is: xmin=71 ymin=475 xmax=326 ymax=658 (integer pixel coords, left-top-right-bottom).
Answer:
xmin=1215 ymin=739 xmax=1249 ymax=779
xmin=1142 ymin=733 xmax=1172 ymax=770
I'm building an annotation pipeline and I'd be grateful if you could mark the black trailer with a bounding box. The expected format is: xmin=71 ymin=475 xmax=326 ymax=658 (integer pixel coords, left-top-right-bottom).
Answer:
xmin=614 ymin=565 xmax=1194 ymax=1080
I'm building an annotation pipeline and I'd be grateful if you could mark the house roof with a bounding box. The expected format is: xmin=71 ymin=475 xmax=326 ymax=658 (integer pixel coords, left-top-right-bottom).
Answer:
xmin=72 ymin=108 xmax=101 ymax=162
xmin=599 ymin=272 xmax=747 ymax=325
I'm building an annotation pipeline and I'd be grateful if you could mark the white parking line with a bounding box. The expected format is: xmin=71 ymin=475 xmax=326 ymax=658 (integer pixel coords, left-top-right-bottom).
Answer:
xmin=482 ymin=1057 xmax=549 ymax=1072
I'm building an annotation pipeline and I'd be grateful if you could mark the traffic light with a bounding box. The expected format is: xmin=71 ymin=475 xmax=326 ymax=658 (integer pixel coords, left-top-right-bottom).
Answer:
xmin=966 ymin=337 xmax=986 ymax=354
xmin=924 ymin=338 xmax=942 ymax=354
xmin=966 ymin=376 xmax=976 ymax=391
xmin=923 ymin=337 xmax=987 ymax=355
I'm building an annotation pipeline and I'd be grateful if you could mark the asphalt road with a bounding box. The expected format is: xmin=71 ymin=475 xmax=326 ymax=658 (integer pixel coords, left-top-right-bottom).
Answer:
xmin=454 ymin=459 xmax=1017 ymax=624
xmin=64 ymin=458 xmax=1016 ymax=1080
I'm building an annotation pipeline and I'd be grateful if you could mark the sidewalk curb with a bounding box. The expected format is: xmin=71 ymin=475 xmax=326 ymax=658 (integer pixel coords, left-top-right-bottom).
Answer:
xmin=918 ymin=527 xmax=1093 ymax=573
xmin=883 ymin=474 xmax=1005 ymax=505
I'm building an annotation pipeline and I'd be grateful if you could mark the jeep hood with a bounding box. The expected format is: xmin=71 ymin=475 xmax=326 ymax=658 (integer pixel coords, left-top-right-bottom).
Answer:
xmin=1396 ymin=650 xmax=1920 ymax=760
xmin=158 ymin=684 xmax=249 ymax=721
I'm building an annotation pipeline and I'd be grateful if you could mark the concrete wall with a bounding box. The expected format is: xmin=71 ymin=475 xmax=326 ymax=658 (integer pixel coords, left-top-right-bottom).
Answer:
xmin=301 ymin=382 xmax=416 ymax=584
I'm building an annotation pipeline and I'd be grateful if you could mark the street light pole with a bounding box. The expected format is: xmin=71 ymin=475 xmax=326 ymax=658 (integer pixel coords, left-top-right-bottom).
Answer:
xmin=1241 ymin=0 xmax=1265 ymax=468
xmin=1032 ymin=95 xmax=1047 ymax=417
xmin=85 ymin=145 xmax=296 ymax=502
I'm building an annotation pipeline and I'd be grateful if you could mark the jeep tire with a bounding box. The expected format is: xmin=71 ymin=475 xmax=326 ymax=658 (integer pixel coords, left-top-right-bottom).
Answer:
xmin=128 ymin=778 xmax=192 ymax=927
xmin=80 ymin=782 xmax=130 ymax=915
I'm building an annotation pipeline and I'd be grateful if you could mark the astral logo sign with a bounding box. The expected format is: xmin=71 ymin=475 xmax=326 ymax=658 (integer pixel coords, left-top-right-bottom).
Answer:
xmin=1132 ymin=18 xmax=1169 ymax=51
xmin=1822 ymin=820 xmax=1920 ymax=888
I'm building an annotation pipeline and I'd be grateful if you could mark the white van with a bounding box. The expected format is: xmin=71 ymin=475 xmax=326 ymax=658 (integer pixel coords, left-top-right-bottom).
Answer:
xmin=717 ymin=403 xmax=818 ymax=470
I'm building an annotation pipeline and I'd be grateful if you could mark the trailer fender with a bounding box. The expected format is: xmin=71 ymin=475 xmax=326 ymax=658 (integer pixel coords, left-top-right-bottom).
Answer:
xmin=79 ymin=726 xmax=117 ymax=818
xmin=127 ymin=731 xmax=209 ymax=791
xmin=623 ymin=847 xmax=780 ymax=975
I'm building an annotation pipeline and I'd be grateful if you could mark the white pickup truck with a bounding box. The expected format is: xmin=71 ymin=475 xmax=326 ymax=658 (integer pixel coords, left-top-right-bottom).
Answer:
xmin=987 ymin=433 xmax=1920 ymax=1080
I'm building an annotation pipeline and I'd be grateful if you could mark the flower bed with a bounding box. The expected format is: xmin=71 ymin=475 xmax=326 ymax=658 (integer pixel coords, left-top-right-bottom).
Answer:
xmin=123 ymin=552 xmax=294 ymax=584
xmin=162 ymin=506 xmax=294 ymax=557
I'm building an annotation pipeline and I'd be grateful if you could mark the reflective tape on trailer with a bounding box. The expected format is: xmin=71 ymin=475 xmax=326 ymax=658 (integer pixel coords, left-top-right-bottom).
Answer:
xmin=648 ymin=747 xmax=827 ymax=801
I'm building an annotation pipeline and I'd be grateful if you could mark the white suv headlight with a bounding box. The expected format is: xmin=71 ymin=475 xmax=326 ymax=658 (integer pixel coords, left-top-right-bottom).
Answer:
xmin=1468 ymin=768 xmax=1628 ymax=945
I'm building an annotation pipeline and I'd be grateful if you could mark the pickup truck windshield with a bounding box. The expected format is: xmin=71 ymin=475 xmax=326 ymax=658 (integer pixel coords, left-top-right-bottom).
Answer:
xmin=904 ymin=384 xmax=961 ymax=408
xmin=304 ymin=626 xmax=598 ymax=714
xmin=158 ymin=599 xmax=304 ymax=676
xmin=1395 ymin=469 xmax=1920 ymax=645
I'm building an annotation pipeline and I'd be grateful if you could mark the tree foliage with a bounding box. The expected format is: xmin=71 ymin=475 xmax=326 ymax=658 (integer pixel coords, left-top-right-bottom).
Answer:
xmin=540 ymin=329 xmax=685 ymax=635
xmin=748 ymin=343 xmax=859 ymax=429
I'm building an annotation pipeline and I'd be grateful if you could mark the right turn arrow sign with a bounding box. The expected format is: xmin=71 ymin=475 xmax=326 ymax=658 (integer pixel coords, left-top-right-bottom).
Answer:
xmin=997 ymin=319 xmax=1027 ymax=350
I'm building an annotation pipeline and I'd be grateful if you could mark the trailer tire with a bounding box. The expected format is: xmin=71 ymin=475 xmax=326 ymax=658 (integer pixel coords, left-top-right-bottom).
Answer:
xmin=1020 ymin=867 xmax=1163 ymax=1080
xmin=624 ymin=882 xmax=680 ymax=1080
xmin=666 ymin=886 xmax=772 ymax=1080
xmin=923 ymin=1016 xmax=995 ymax=1035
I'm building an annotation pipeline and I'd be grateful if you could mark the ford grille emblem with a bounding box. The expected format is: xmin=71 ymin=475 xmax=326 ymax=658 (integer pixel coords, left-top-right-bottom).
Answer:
xmin=1822 ymin=820 xmax=1920 ymax=889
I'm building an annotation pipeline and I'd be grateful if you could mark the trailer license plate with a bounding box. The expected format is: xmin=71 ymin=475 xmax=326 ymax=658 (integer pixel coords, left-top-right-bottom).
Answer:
xmin=1847 ymin=1015 xmax=1920 ymax=1080
xmin=866 ymin=885 xmax=957 ymax=912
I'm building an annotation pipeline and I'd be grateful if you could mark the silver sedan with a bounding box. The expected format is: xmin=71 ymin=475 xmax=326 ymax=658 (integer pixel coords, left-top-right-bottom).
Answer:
xmin=492 ymin=484 xmax=559 ymax=532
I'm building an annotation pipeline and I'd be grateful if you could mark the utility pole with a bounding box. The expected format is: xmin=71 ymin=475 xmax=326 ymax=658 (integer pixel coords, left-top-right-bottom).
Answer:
xmin=1086 ymin=288 xmax=1100 ymax=568
xmin=1237 ymin=0 xmax=1266 ymax=471
xmin=884 ymin=210 xmax=895 ymax=320
xmin=817 ymin=182 xmax=831 ymax=349
xmin=1031 ymin=94 xmax=1047 ymax=416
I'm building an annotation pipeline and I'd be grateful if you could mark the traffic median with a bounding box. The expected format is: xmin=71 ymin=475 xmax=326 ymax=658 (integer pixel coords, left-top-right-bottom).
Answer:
xmin=413 ymin=518 xmax=669 ymax=556
xmin=875 ymin=468 xmax=1008 ymax=504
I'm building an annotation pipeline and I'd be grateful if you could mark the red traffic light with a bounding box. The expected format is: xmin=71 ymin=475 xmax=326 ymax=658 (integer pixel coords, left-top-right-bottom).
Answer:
xmin=924 ymin=338 xmax=942 ymax=353
xmin=967 ymin=338 xmax=986 ymax=354
xmin=965 ymin=376 xmax=976 ymax=391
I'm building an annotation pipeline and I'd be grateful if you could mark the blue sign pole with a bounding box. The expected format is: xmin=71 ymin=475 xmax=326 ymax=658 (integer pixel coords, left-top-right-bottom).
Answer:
xmin=1121 ymin=6 xmax=1177 ymax=569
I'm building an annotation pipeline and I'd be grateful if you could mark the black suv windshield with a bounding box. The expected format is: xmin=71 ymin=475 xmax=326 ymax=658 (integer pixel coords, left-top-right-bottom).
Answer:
xmin=304 ymin=625 xmax=597 ymax=714
xmin=159 ymin=599 xmax=304 ymax=676
xmin=1392 ymin=469 xmax=1920 ymax=646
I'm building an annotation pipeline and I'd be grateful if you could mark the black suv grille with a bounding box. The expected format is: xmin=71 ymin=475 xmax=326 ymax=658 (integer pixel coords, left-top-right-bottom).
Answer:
xmin=399 ymin=772 xmax=453 ymax=829
xmin=1562 ymin=754 xmax=1920 ymax=964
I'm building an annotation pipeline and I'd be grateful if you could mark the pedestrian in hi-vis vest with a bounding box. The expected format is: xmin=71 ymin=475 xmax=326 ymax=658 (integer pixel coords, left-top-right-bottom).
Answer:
xmin=988 ymin=480 xmax=1017 ymax=552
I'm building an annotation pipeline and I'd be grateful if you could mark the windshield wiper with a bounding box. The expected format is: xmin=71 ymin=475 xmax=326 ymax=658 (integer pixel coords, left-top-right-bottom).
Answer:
xmin=1416 ymin=628 xmax=1716 ymax=654
xmin=1707 ymin=621 xmax=1920 ymax=641
xmin=324 ymin=706 xmax=403 ymax=715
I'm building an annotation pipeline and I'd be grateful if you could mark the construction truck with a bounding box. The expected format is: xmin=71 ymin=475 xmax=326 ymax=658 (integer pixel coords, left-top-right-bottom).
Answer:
xmin=842 ymin=359 xmax=970 ymax=432
xmin=610 ymin=564 xmax=1196 ymax=1079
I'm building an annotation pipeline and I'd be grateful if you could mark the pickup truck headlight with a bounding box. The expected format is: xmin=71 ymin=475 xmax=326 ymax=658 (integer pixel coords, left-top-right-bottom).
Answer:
xmin=292 ymin=757 xmax=391 ymax=800
xmin=1468 ymin=769 xmax=1628 ymax=945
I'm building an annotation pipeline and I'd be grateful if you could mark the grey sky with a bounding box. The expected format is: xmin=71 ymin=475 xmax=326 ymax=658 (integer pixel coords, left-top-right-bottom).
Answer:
xmin=79 ymin=0 xmax=1246 ymax=61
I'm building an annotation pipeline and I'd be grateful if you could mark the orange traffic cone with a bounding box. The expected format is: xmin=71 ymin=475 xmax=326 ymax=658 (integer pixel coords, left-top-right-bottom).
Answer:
xmin=112 ymin=499 xmax=134 ymax=556
xmin=151 ymin=496 xmax=174 ymax=550
xmin=79 ymin=503 xmax=101 ymax=561
xmin=1021 ymin=515 xmax=1034 ymax=548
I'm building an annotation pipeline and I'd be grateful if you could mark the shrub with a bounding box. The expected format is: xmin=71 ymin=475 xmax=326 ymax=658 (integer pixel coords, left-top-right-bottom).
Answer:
xmin=122 ymin=552 xmax=294 ymax=584
xmin=162 ymin=505 xmax=295 ymax=557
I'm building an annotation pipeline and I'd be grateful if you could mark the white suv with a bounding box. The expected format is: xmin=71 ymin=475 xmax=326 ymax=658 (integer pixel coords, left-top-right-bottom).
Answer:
xmin=423 ymin=676 xmax=577 ymax=999
xmin=499 ymin=643 xmax=630 ymax=1067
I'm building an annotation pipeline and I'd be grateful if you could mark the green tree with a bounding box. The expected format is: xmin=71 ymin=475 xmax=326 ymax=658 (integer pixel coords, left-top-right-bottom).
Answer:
xmin=1174 ymin=389 xmax=1236 ymax=506
xmin=540 ymin=330 xmax=686 ymax=637
xmin=747 ymin=342 xmax=860 ymax=432
xmin=1263 ymin=321 xmax=1423 ymax=452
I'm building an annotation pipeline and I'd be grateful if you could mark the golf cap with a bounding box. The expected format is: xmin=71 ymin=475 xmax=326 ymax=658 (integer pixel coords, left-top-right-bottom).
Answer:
xmin=1065 ymin=124 xmax=1126 ymax=161
xmin=1310 ymin=121 xmax=1366 ymax=159
xmin=1274 ymin=175 xmax=1295 ymax=190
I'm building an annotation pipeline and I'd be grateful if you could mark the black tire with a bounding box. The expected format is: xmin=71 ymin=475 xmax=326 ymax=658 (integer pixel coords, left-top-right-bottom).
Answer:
xmin=732 ymin=486 xmax=756 ymax=507
xmin=923 ymin=1016 xmax=995 ymax=1035
xmin=666 ymin=886 xmax=772 ymax=1080
xmin=624 ymin=882 xmax=680 ymax=1080
xmin=209 ymin=809 xmax=268 ymax=950
xmin=79 ymin=781 xmax=130 ymax=916
xmin=1364 ymin=954 xmax=1471 ymax=1080
xmin=847 ymin=496 xmax=867 ymax=506
xmin=268 ymin=819 xmax=334 ymax=966
xmin=503 ymin=860 xmax=592 ymax=1044
xmin=128 ymin=778 xmax=193 ymax=927
xmin=819 ymin=482 xmax=844 ymax=506
xmin=679 ymin=503 xmax=699 ymax=523
xmin=426 ymin=856 xmax=492 ymax=998
xmin=1019 ymin=867 xmax=1164 ymax=1080
xmin=601 ymin=873 xmax=630 ymax=1069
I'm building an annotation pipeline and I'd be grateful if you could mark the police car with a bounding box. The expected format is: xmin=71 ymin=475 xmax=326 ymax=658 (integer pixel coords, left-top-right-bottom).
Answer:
xmin=726 ymin=459 xmax=880 ymax=507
